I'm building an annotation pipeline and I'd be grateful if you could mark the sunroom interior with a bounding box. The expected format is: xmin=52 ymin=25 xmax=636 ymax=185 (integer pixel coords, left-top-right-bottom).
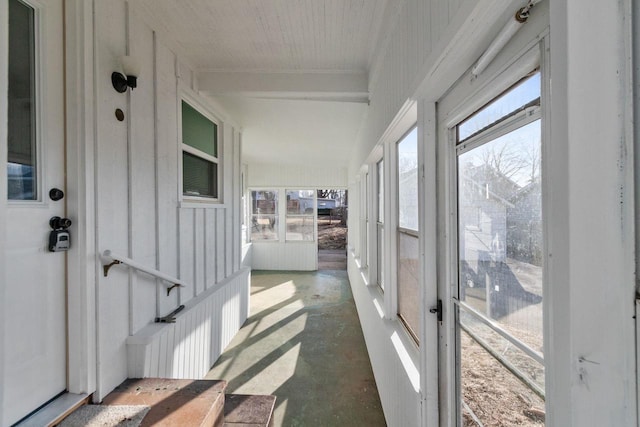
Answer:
xmin=1 ymin=0 xmax=638 ymax=426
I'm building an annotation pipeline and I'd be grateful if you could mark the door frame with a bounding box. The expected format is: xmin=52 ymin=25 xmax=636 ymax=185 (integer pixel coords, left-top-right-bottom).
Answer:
xmin=0 ymin=0 xmax=97 ymax=417
xmin=435 ymin=13 xmax=550 ymax=425
xmin=63 ymin=0 xmax=97 ymax=397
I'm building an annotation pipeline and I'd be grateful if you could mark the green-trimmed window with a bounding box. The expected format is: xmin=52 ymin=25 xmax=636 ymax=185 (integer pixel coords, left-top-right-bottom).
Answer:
xmin=182 ymin=101 xmax=219 ymax=199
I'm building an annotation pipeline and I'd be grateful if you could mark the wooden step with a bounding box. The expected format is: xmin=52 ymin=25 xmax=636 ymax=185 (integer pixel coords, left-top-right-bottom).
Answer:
xmin=102 ymin=378 xmax=227 ymax=427
xmin=223 ymin=394 xmax=276 ymax=427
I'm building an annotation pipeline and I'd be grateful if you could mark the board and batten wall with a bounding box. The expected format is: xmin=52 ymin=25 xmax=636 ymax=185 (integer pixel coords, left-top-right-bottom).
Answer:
xmin=246 ymin=163 xmax=347 ymax=270
xmin=93 ymin=1 xmax=247 ymax=401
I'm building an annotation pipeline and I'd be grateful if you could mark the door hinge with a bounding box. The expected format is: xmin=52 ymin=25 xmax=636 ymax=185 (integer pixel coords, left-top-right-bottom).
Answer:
xmin=429 ymin=299 xmax=443 ymax=322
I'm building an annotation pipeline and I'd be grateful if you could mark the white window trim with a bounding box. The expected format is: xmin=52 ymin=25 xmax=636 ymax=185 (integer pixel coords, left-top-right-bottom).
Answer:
xmin=178 ymin=87 xmax=222 ymax=205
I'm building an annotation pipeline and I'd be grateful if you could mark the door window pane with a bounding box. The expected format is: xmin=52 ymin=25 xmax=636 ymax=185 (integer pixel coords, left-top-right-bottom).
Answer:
xmin=8 ymin=0 xmax=37 ymax=200
xmin=458 ymin=119 xmax=544 ymax=424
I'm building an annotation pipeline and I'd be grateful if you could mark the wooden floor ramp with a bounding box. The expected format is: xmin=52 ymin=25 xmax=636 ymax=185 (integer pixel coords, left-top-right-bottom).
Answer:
xmin=55 ymin=378 xmax=275 ymax=427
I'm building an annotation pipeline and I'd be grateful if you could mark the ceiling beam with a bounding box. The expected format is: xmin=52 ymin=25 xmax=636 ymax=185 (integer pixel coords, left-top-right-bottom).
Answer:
xmin=196 ymin=71 xmax=369 ymax=103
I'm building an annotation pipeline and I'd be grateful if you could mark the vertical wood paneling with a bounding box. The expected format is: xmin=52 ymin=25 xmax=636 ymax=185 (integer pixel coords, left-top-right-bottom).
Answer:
xmin=127 ymin=269 xmax=250 ymax=379
xmin=129 ymin=10 xmax=157 ymax=332
xmin=179 ymin=208 xmax=195 ymax=303
xmin=224 ymin=125 xmax=233 ymax=278
xmin=232 ymin=130 xmax=240 ymax=273
xmin=216 ymin=212 xmax=226 ymax=283
xmin=155 ymin=40 xmax=179 ymax=316
xmin=194 ymin=209 xmax=205 ymax=295
xmin=205 ymin=210 xmax=216 ymax=287
xmin=95 ymin=0 xmax=130 ymax=399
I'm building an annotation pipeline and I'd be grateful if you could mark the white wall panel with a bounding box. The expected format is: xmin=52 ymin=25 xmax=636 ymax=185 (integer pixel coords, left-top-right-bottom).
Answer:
xmin=347 ymin=251 xmax=421 ymax=426
xmin=94 ymin=0 xmax=130 ymax=400
xmin=252 ymin=243 xmax=317 ymax=271
xmin=248 ymin=163 xmax=347 ymax=188
xmin=93 ymin=2 xmax=246 ymax=401
xmin=194 ymin=209 xmax=205 ymax=295
xmin=350 ymin=0 xmax=472 ymax=176
xmin=127 ymin=269 xmax=250 ymax=379
xmin=216 ymin=211 xmax=226 ymax=283
xmin=178 ymin=208 xmax=195 ymax=304
xmin=155 ymin=38 xmax=180 ymax=317
xmin=205 ymin=209 xmax=217 ymax=288
xmin=129 ymin=11 xmax=157 ymax=334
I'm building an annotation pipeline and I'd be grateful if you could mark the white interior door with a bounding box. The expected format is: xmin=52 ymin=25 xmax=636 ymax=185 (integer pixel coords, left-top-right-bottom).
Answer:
xmin=3 ymin=0 xmax=67 ymax=424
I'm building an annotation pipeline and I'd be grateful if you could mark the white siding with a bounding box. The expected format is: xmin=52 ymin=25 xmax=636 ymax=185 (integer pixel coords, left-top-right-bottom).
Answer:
xmin=252 ymin=243 xmax=317 ymax=271
xmin=93 ymin=1 xmax=247 ymax=400
xmin=247 ymin=163 xmax=347 ymax=189
xmin=347 ymin=251 xmax=421 ymax=426
xmin=127 ymin=268 xmax=250 ymax=379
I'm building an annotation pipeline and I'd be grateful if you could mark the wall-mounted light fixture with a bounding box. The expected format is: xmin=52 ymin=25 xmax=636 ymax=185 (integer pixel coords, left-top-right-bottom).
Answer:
xmin=112 ymin=56 xmax=140 ymax=93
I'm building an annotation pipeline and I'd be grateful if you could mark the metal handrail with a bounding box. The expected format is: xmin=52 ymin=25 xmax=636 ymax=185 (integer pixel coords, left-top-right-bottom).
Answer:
xmin=101 ymin=249 xmax=187 ymax=296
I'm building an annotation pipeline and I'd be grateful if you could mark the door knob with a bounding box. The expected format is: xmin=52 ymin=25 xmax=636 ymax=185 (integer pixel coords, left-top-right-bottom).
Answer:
xmin=49 ymin=188 xmax=64 ymax=201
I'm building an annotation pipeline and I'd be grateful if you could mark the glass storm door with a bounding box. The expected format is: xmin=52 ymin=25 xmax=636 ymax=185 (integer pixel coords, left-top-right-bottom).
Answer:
xmin=453 ymin=71 xmax=546 ymax=426
xmin=3 ymin=0 xmax=67 ymax=424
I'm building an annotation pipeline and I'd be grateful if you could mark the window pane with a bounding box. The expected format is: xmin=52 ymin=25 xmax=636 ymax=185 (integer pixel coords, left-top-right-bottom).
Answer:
xmin=183 ymin=152 xmax=217 ymax=198
xmin=457 ymin=119 xmax=544 ymax=423
xmin=182 ymin=101 xmax=217 ymax=157
xmin=398 ymin=232 xmax=419 ymax=341
xmin=286 ymin=190 xmax=315 ymax=241
xmin=398 ymin=128 xmax=418 ymax=230
xmin=377 ymin=223 xmax=384 ymax=289
xmin=251 ymin=190 xmax=278 ymax=241
xmin=8 ymin=0 xmax=37 ymax=200
xmin=286 ymin=217 xmax=314 ymax=241
xmin=286 ymin=190 xmax=315 ymax=214
xmin=377 ymin=160 xmax=384 ymax=223
xmin=458 ymin=72 xmax=540 ymax=142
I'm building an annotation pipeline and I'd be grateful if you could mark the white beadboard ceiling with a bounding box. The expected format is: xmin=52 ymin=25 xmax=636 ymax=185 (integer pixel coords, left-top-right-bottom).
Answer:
xmin=132 ymin=0 xmax=387 ymax=72
xmin=131 ymin=0 xmax=390 ymax=168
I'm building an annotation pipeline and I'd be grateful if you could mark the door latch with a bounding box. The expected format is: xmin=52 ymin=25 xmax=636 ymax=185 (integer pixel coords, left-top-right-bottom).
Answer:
xmin=429 ymin=299 xmax=443 ymax=322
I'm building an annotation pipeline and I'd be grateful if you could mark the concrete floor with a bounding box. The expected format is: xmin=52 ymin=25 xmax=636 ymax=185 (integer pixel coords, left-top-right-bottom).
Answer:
xmin=205 ymin=270 xmax=386 ymax=426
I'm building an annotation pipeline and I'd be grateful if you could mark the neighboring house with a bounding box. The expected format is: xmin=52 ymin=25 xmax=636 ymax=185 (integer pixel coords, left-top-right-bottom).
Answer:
xmin=507 ymin=179 xmax=543 ymax=266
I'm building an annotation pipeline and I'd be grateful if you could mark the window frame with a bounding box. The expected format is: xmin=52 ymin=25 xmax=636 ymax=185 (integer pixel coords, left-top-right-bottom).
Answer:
xmin=396 ymin=125 xmax=420 ymax=344
xmin=375 ymin=158 xmax=385 ymax=290
xmin=178 ymin=90 xmax=222 ymax=205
